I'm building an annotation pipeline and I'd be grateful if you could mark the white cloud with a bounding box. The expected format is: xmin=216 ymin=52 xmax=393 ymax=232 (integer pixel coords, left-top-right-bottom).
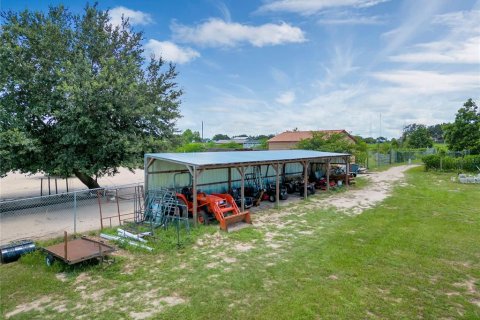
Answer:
xmin=172 ymin=18 xmax=306 ymax=47
xmin=109 ymin=6 xmax=153 ymax=27
xmin=144 ymin=40 xmax=200 ymax=64
xmin=390 ymin=36 xmax=480 ymax=64
xmin=276 ymin=91 xmax=296 ymax=105
xmin=379 ymin=1 xmax=444 ymax=59
xmin=318 ymin=14 xmax=384 ymax=25
xmin=215 ymin=2 xmax=232 ymax=22
xmin=389 ymin=10 xmax=480 ymax=64
xmin=371 ymin=70 xmax=480 ymax=94
xmin=316 ymin=44 xmax=359 ymax=89
xmin=432 ymin=10 xmax=480 ymax=32
xmin=257 ymin=0 xmax=388 ymax=15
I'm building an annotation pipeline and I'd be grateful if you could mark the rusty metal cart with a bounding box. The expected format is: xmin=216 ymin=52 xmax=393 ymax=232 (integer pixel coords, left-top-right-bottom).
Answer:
xmin=42 ymin=232 xmax=115 ymax=266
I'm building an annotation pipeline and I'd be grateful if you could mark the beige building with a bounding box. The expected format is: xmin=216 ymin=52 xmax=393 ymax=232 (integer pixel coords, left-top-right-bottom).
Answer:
xmin=268 ymin=130 xmax=357 ymax=150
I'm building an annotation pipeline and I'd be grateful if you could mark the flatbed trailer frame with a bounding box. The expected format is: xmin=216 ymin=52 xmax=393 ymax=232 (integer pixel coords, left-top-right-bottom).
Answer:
xmin=42 ymin=232 xmax=115 ymax=266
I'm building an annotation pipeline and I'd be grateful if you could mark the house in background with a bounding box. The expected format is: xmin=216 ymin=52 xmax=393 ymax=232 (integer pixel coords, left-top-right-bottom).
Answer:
xmin=214 ymin=136 xmax=261 ymax=149
xmin=268 ymin=130 xmax=357 ymax=150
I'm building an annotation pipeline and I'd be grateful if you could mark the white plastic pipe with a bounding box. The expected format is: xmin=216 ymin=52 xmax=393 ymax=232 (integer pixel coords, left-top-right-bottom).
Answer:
xmin=100 ymin=233 xmax=153 ymax=251
xmin=117 ymin=228 xmax=147 ymax=243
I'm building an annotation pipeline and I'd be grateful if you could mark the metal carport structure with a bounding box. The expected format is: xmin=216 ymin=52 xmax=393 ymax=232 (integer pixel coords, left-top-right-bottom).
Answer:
xmin=144 ymin=150 xmax=350 ymax=225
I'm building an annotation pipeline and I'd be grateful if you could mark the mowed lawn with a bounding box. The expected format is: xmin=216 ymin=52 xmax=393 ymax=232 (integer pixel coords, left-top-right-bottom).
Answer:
xmin=1 ymin=167 xmax=479 ymax=319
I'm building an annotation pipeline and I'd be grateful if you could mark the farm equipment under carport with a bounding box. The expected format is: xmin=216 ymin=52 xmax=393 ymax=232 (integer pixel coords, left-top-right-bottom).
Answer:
xmin=229 ymin=187 xmax=254 ymax=209
xmin=284 ymin=176 xmax=316 ymax=196
xmin=265 ymin=182 xmax=288 ymax=202
xmin=176 ymin=187 xmax=252 ymax=231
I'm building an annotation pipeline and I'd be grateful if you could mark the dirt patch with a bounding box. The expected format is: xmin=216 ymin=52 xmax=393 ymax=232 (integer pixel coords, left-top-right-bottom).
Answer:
xmin=6 ymin=296 xmax=51 ymax=318
xmin=453 ymin=278 xmax=478 ymax=295
xmin=206 ymin=262 xmax=219 ymax=269
xmin=74 ymin=272 xmax=92 ymax=285
xmin=234 ymin=243 xmax=254 ymax=252
xmin=470 ymin=299 xmax=480 ymax=307
xmin=223 ymin=257 xmax=237 ymax=263
xmin=56 ymin=273 xmax=68 ymax=282
xmin=158 ymin=296 xmax=186 ymax=306
xmin=129 ymin=294 xmax=186 ymax=319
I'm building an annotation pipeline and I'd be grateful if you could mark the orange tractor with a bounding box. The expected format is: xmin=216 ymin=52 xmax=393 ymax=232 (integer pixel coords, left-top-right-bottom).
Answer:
xmin=176 ymin=187 xmax=252 ymax=231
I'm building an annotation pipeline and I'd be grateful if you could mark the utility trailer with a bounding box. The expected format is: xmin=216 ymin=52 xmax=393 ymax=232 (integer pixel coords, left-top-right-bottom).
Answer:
xmin=42 ymin=232 xmax=115 ymax=266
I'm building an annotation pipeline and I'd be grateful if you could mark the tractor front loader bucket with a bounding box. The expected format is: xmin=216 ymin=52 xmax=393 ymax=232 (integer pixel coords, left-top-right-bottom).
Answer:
xmin=211 ymin=193 xmax=253 ymax=232
xmin=221 ymin=210 xmax=252 ymax=232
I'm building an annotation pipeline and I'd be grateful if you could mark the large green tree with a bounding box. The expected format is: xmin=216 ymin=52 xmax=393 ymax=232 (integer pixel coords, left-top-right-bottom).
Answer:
xmin=444 ymin=99 xmax=480 ymax=154
xmin=297 ymin=132 xmax=367 ymax=163
xmin=212 ymin=133 xmax=230 ymax=141
xmin=405 ymin=125 xmax=433 ymax=148
xmin=427 ymin=123 xmax=446 ymax=143
xmin=401 ymin=123 xmax=434 ymax=148
xmin=0 ymin=5 xmax=182 ymax=188
xmin=182 ymin=129 xmax=202 ymax=144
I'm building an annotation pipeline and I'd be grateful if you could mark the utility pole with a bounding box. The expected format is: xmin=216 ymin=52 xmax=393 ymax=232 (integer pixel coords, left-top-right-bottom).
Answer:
xmin=201 ymin=121 xmax=204 ymax=142
xmin=379 ymin=113 xmax=382 ymax=140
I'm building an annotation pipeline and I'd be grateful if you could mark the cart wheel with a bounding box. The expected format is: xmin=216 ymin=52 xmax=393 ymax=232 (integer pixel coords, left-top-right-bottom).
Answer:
xmin=198 ymin=209 xmax=209 ymax=225
xmin=45 ymin=254 xmax=55 ymax=267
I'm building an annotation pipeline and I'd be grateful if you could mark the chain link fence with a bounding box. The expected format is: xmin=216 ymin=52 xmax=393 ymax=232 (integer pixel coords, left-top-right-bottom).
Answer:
xmin=366 ymin=148 xmax=439 ymax=168
xmin=0 ymin=184 xmax=142 ymax=244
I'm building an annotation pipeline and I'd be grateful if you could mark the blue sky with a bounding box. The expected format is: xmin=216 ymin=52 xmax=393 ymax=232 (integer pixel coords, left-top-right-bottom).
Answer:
xmin=3 ymin=0 xmax=480 ymax=138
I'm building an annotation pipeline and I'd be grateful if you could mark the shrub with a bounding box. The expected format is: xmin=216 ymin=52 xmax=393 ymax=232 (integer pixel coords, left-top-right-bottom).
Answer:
xmin=422 ymin=155 xmax=480 ymax=172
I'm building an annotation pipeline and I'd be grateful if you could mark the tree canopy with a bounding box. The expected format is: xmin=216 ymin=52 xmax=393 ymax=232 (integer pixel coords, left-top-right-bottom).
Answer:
xmin=444 ymin=99 xmax=480 ymax=154
xmin=212 ymin=133 xmax=230 ymax=141
xmin=297 ymin=132 xmax=367 ymax=163
xmin=401 ymin=124 xmax=433 ymax=148
xmin=182 ymin=129 xmax=202 ymax=144
xmin=0 ymin=4 xmax=182 ymax=188
xmin=427 ymin=124 xmax=446 ymax=143
xmin=406 ymin=125 xmax=433 ymax=148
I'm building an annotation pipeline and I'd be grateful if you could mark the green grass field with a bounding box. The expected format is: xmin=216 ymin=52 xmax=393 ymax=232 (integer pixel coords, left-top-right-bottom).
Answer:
xmin=1 ymin=167 xmax=479 ymax=319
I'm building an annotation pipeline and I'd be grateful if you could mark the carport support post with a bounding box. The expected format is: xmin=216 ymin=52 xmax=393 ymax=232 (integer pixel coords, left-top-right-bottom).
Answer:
xmin=345 ymin=156 xmax=350 ymax=188
xmin=236 ymin=167 xmax=246 ymax=212
xmin=275 ymin=163 xmax=280 ymax=209
xmin=327 ymin=160 xmax=331 ymax=191
xmin=192 ymin=166 xmax=198 ymax=227
xmin=302 ymin=161 xmax=309 ymax=200
xmin=228 ymin=167 xmax=232 ymax=192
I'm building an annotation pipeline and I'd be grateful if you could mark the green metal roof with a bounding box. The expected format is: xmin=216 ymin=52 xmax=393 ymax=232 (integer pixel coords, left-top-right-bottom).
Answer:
xmin=145 ymin=150 xmax=349 ymax=168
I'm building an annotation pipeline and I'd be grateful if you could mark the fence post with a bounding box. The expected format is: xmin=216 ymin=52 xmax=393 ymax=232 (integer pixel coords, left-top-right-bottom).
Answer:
xmin=73 ymin=191 xmax=77 ymax=234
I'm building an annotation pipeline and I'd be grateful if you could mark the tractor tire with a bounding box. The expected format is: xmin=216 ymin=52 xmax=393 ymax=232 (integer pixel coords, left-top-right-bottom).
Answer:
xmin=176 ymin=198 xmax=189 ymax=218
xmin=286 ymin=183 xmax=294 ymax=194
xmin=197 ymin=209 xmax=209 ymax=225
xmin=269 ymin=195 xmax=276 ymax=202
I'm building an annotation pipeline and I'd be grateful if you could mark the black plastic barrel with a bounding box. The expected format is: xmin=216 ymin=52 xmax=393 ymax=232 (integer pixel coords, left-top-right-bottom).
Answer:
xmin=0 ymin=240 xmax=36 ymax=263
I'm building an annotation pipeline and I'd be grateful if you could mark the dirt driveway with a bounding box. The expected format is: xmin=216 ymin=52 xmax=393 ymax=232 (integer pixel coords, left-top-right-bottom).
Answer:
xmin=311 ymin=164 xmax=417 ymax=215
